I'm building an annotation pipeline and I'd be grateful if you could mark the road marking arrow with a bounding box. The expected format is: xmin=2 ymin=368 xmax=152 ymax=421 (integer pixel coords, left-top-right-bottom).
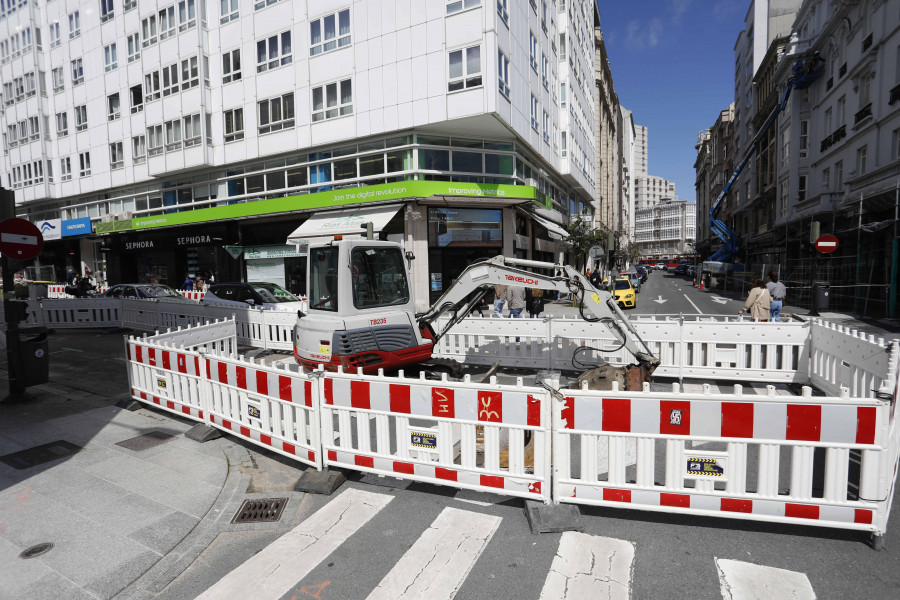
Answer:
xmin=711 ymin=296 xmax=728 ymax=304
xmin=654 ymin=295 xmax=667 ymax=304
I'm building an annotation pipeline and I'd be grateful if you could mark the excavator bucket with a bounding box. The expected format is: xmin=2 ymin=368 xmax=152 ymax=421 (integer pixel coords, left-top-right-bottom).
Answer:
xmin=574 ymin=362 xmax=657 ymax=392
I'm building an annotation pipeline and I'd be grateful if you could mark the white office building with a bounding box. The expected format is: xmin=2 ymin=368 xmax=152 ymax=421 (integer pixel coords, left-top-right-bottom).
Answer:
xmin=0 ymin=0 xmax=597 ymax=310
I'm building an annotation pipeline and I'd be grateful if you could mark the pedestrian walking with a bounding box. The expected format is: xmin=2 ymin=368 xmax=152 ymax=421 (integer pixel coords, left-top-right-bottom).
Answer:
xmin=738 ymin=278 xmax=771 ymax=322
xmin=589 ymin=269 xmax=602 ymax=288
xmin=182 ymin=274 xmax=194 ymax=291
xmin=493 ymin=284 xmax=508 ymax=317
xmin=506 ymin=285 xmax=526 ymax=318
xmin=528 ymin=288 xmax=546 ymax=318
xmin=766 ymin=271 xmax=786 ymax=322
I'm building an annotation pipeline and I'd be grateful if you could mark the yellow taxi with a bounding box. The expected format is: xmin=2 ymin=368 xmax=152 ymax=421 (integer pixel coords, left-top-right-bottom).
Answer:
xmin=601 ymin=277 xmax=637 ymax=309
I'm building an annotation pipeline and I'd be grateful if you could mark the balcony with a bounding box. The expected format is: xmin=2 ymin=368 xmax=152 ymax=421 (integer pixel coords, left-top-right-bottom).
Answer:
xmin=854 ymin=103 xmax=872 ymax=125
xmin=832 ymin=124 xmax=846 ymax=143
xmin=820 ymin=134 xmax=833 ymax=152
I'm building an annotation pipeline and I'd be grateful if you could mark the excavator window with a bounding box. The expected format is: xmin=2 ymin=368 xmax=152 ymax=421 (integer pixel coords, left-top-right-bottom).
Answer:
xmin=350 ymin=246 xmax=409 ymax=309
xmin=309 ymin=246 xmax=339 ymax=311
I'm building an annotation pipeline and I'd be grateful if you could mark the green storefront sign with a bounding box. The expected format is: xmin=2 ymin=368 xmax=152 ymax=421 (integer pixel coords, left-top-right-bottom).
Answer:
xmin=94 ymin=181 xmax=551 ymax=234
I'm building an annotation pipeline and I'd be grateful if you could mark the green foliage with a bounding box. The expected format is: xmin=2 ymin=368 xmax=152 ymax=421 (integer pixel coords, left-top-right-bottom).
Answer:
xmin=563 ymin=217 xmax=608 ymax=265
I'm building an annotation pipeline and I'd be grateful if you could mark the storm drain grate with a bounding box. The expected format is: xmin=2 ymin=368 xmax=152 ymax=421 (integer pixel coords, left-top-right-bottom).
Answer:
xmin=116 ymin=431 xmax=175 ymax=452
xmin=232 ymin=498 xmax=289 ymax=524
xmin=0 ymin=441 xmax=82 ymax=470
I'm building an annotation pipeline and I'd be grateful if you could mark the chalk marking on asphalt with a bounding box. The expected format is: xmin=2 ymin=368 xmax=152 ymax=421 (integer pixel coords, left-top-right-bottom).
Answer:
xmin=683 ymin=293 xmax=704 ymax=314
xmin=539 ymin=532 xmax=634 ymax=600
xmin=716 ymin=558 xmax=816 ymax=600
xmin=194 ymin=488 xmax=393 ymax=600
xmin=366 ymin=507 xmax=501 ymax=600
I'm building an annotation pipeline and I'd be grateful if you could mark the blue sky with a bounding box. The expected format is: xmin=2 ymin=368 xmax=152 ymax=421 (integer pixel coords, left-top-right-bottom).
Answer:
xmin=596 ymin=0 xmax=749 ymax=203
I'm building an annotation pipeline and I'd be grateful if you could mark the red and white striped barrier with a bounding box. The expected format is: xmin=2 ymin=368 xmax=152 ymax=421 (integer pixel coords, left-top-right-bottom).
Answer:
xmin=552 ymin=379 xmax=895 ymax=536
xmin=321 ymin=369 xmax=551 ymax=503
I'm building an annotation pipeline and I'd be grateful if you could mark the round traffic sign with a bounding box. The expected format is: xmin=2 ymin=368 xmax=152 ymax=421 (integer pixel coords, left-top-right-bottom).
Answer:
xmin=0 ymin=218 xmax=44 ymax=260
xmin=814 ymin=234 xmax=839 ymax=254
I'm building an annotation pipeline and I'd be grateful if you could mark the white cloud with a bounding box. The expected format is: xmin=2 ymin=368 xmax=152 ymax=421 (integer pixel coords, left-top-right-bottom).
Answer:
xmin=626 ymin=18 xmax=664 ymax=49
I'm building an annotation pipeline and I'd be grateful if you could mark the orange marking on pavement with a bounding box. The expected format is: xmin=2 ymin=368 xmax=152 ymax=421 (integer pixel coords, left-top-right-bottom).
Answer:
xmin=301 ymin=581 xmax=332 ymax=598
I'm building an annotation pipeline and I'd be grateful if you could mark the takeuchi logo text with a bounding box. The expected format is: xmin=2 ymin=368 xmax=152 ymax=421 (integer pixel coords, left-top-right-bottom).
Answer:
xmin=505 ymin=274 xmax=540 ymax=285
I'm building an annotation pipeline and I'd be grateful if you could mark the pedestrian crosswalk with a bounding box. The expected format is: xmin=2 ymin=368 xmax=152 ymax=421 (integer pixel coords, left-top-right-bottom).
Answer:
xmin=198 ymin=488 xmax=821 ymax=600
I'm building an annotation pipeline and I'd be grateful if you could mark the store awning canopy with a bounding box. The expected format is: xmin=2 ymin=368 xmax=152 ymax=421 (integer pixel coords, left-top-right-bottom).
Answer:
xmin=529 ymin=212 xmax=570 ymax=242
xmin=286 ymin=204 xmax=403 ymax=247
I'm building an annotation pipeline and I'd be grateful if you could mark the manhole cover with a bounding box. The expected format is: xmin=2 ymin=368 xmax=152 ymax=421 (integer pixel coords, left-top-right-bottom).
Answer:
xmin=116 ymin=431 xmax=175 ymax=451
xmin=232 ymin=498 xmax=288 ymax=524
xmin=20 ymin=543 xmax=54 ymax=559
xmin=0 ymin=441 xmax=82 ymax=470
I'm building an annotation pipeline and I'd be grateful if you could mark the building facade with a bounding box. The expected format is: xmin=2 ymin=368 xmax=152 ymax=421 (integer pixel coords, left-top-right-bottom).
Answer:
xmin=0 ymin=0 xmax=598 ymax=311
xmin=633 ymin=199 xmax=696 ymax=259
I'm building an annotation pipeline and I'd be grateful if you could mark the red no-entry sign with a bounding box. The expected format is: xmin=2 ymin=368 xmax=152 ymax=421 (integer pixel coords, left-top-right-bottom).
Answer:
xmin=0 ymin=218 xmax=43 ymax=260
xmin=814 ymin=234 xmax=839 ymax=254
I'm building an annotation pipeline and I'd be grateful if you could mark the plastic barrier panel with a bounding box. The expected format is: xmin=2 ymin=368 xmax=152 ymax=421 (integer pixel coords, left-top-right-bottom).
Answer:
xmin=320 ymin=368 xmax=552 ymax=503
xmin=126 ymin=336 xmax=206 ymax=422
xmin=150 ymin=318 xmax=239 ymax=355
xmin=809 ymin=319 xmax=894 ymax=399
xmin=204 ymin=354 xmax=320 ymax=469
xmin=552 ymin=381 xmax=894 ymax=535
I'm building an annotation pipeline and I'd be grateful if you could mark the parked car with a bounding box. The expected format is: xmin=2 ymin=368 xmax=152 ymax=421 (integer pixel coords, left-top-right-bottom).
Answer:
xmin=674 ymin=263 xmax=690 ymax=276
xmin=105 ymin=283 xmax=196 ymax=303
xmin=601 ymin=277 xmax=637 ymax=309
xmin=621 ymin=270 xmax=641 ymax=293
xmin=636 ymin=266 xmax=649 ymax=283
xmin=199 ymin=282 xmax=306 ymax=312
xmin=687 ymin=265 xmax=697 ymax=278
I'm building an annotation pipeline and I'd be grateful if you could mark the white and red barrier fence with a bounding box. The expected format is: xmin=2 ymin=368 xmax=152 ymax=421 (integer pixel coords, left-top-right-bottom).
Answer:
xmin=121 ymin=318 xmax=900 ymax=543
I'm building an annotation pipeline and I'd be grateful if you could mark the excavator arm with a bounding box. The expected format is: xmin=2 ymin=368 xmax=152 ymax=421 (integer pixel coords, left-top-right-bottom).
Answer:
xmin=416 ymin=255 xmax=659 ymax=388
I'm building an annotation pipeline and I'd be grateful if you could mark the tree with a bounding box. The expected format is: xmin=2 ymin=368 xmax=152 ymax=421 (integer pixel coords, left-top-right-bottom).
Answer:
xmin=563 ymin=216 xmax=609 ymax=272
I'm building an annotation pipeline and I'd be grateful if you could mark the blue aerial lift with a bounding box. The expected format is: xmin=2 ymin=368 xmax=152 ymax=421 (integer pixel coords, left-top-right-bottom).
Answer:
xmin=707 ymin=53 xmax=823 ymax=263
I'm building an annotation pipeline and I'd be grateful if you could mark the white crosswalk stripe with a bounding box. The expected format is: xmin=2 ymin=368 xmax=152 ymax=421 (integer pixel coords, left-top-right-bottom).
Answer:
xmin=539 ymin=532 xmax=635 ymax=600
xmin=194 ymin=488 xmax=393 ymax=600
xmin=716 ymin=559 xmax=817 ymax=600
xmin=366 ymin=507 xmax=501 ymax=600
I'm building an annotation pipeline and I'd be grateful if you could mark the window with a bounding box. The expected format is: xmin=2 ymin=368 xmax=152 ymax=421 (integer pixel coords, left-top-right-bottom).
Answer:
xmin=893 ymin=128 xmax=900 ymax=161
xmin=79 ymin=151 xmax=91 ymax=177
xmin=24 ymin=72 xmax=35 ymax=97
xmin=529 ymin=32 xmax=538 ymax=71
xmin=497 ymin=0 xmax=508 ymax=23
xmin=824 ymin=107 xmax=832 ymax=133
xmin=560 ymin=131 xmax=567 ymax=157
xmin=799 ymin=120 xmax=808 ymax=158
xmin=142 ymin=15 xmax=157 ymax=46
xmin=178 ymin=0 xmax=196 ymax=30
xmin=781 ymin=129 xmax=789 ymax=166
xmin=56 ymin=112 xmax=68 ymax=137
xmin=221 ymin=0 xmax=239 ymax=23
xmin=310 ymin=246 xmax=339 ymax=311
xmin=224 ymin=108 xmax=243 ymax=142
xmin=447 ymin=0 xmax=480 ymax=13
xmin=257 ymin=31 xmax=292 ymax=72
xmin=165 ymin=118 xmax=182 ymax=151
xmin=448 ymin=46 xmax=481 ymax=91
xmin=46 ymin=160 xmax=54 ymax=183
xmin=498 ymin=50 xmax=509 ymax=98
xmin=107 ymin=93 xmax=121 ymax=121
xmin=110 ymin=142 xmax=124 ymax=169
xmin=130 ymin=84 xmax=143 ymax=113
xmin=310 ymin=9 xmax=351 ymax=56
xmin=145 ymin=71 xmax=161 ymax=101
xmin=560 ymin=82 xmax=566 ymax=108
xmin=101 ymin=0 xmax=115 ymax=22
xmin=223 ymin=49 xmax=241 ymax=83
xmin=312 ymin=80 xmax=352 ymax=122
xmin=856 ymin=145 xmax=867 ymax=175
xmin=69 ymin=11 xmax=81 ymax=39
xmin=162 ymin=63 xmax=179 ymax=96
xmin=147 ymin=125 xmax=163 ymax=155
xmin=61 ymin=157 xmax=72 ymax=181
xmin=133 ymin=135 xmax=146 ymax=163
xmin=541 ymin=53 xmax=548 ymax=88
xmin=71 ymin=58 xmax=84 ymax=86
xmin=798 ymin=174 xmax=807 ymax=202
xmin=542 ymin=110 xmax=549 ymax=144
xmin=104 ymin=43 xmax=118 ymax=71
xmin=50 ymin=21 xmax=61 ymax=48
xmin=159 ymin=6 xmax=176 ymax=39
xmin=541 ymin=0 xmax=547 ymax=32
xmin=835 ymin=160 xmax=843 ymax=189
xmin=254 ymin=0 xmax=280 ymax=10
xmin=350 ymin=246 xmax=409 ymax=308
xmin=28 ymin=116 xmax=39 ymax=141
xmin=181 ymin=56 xmax=199 ymax=89
xmin=183 ymin=113 xmax=201 ymax=146
xmin=258 ymin=93 xmax=295 ymax=133
xmin=124 ymin=0 xmax=136 ymax=11
xmin=822 ymin=167 xmax=830 ymax=189
xmin=127 ymin=33 xmax=140 ymax=62
xmin=74 ymin=105 xmax=88 ymax=131
xmin=530 ymin=95 xmax=538 ymax=131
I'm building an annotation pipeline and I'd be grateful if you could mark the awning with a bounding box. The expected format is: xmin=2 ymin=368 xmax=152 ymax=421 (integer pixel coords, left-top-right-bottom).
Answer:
xmin=529 ymin=212 xmax=570 ymax=242
xmin=286 ymin=204 xmax=404 ymax=247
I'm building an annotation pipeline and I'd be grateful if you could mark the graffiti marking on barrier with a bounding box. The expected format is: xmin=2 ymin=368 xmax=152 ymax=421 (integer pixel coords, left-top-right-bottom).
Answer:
xmin=479 ymin=393 xmax=501 ymax=422
xmin=669 ymin=409 xmax=682 ymax=425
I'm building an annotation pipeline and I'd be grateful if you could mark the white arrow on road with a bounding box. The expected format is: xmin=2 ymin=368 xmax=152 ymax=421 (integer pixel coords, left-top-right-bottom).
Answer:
xmin=654 ymin=295 xmax=667 ymax=304
xmin=711 ymin=296 xmax=728 ymax=304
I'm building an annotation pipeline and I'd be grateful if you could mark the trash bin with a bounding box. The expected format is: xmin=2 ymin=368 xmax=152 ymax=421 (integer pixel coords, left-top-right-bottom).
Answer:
xmin=14 ymin=327 xmax=49 ymax=387
xmin=815 ymin=281 xmax=830 ymax=311
xmin=28 ymin=281 xmax=51 ymax=299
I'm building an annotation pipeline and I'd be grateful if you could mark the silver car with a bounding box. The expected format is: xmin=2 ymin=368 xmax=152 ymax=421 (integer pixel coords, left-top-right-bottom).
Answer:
xmin=621 ymin=270 xmax=641 ymax=293
xmin=200 ymin=282 xmax=306 ymax=312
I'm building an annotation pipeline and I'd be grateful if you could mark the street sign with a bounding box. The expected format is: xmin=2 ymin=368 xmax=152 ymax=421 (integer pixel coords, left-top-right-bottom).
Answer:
xmin=0 ymin=218 xmax=43 ymax=260
xmin=814 ymin=234 xmax=839 ymax=254
xmin=588 ymin=245 xmax=605 ymax=259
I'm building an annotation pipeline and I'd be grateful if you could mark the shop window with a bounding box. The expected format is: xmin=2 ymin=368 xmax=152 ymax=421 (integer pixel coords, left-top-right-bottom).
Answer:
xmin=485 ymin=153 xmax=513 ymax=174
xmin=266 ymin=170 xmax=285 ymax=190
xmin=245 ymin=173 xmax=264 ymax=194
xmin=452 ymin=151 xmax=482 ymax=173
xmin=419 ymin=148 xmax=449 ymax=171
xmin=334 ymin=158 xmax=356 ymax=180
xmin=287 ymin=159 xmax=307 ymax=187
xmin=359 ymin=154 xmax=385 ymax=177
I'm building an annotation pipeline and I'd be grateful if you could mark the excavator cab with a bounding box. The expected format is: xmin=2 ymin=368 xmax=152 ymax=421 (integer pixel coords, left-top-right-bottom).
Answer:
xmin=294 ymin=239 xmax=434 ymax=373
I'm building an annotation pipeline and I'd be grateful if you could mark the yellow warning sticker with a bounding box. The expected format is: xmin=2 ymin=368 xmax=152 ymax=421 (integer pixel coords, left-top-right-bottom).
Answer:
xmin=686 ymin=457 xmax=725 ymax=478
xmin=155 ymin=376 xmax=167 ymax=390
xmin=319 ymin=345 xmax=331 ymax=354
xmin=591 ymin=292 xmax=601 ymax=304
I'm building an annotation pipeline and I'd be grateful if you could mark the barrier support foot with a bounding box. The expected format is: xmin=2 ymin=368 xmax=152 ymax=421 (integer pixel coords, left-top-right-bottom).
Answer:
xmin=185 ymin=424 xmax=222 ymax=443
xmin=524 ymin=500 xmax=583 ymax=535
xmin=871 ymin=533 xmax=885 ymax=551
xmin=115 ymin=399 xmax=143 ymax=412
xmin=295 ymin=469 xmax=346 ymax=496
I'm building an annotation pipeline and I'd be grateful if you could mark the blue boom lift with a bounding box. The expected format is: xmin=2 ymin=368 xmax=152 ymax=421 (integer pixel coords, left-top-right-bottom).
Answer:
xmin=707 ymin=53 xmax=823 ymax=263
